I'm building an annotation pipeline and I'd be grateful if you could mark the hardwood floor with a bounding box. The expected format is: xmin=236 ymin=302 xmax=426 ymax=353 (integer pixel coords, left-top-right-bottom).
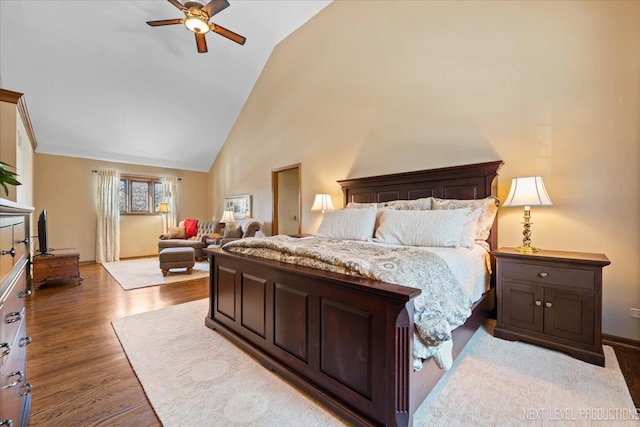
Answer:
xmin=25 ymin=262 xmax=208 ymax=426
xmin=24 ymin=262 xmax=638 ymax=425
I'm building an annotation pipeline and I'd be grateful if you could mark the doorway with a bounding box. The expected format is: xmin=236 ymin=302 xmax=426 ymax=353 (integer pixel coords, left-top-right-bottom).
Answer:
xmin=272 ymin=164 xmax=301 ymax=236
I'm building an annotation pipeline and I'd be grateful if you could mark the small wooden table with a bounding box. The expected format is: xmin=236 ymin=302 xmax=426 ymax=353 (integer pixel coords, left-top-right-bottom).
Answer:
xmin=32 ymin=248 xmax=83 ymax=290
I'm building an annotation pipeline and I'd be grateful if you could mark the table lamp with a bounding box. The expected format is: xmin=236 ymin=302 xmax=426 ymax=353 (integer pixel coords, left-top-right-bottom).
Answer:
xmin=311 ymin=194 xmax=335 ymax=216
xmin=221 ymin=210 xmax=236 ymax=229
xmin=502 ymin=176 xmax=553 ymax=253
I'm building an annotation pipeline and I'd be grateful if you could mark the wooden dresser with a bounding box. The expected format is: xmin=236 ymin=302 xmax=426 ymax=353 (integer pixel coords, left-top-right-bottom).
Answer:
xmin=32 ymin=249 xmax=82 ymax=290
xmin=0 ymin=200 xmax=33 ymax=426
xmin=492 ymin=247 xmax=610 ymax=366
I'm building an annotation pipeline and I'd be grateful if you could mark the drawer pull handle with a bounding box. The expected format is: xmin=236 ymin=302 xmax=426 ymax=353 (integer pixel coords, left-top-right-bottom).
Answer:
xmin=0 ymin=420 xmax=13 ymax=426
xmin=535 ymin=300 xmax=542 ymax=306
xmin=5 ymin=312 xmax=22 ymax=324
xmin=538 ymin=272 xmax=548 ymax=278
xmin=545 ymin=302 xmax=553 ymax=308
xmin=19 ymin=382 xmax=32 ymax=396
xmin=18 ymin=289 xmax=32 ymax=298
xmin=0 ymin=343 xmax=10 ymax=358
xmin=4 ymin=371 xmax=24 ymax=388
xmin=0 ymin=248 xmax=16 ymax=257
xmin=19 ymin=336 xmax=32 ymax=347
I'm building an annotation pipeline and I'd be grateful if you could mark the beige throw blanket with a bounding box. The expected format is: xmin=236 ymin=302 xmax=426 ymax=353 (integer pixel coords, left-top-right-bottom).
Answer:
xmin=223 ymin=236 xmax=473 ymax=370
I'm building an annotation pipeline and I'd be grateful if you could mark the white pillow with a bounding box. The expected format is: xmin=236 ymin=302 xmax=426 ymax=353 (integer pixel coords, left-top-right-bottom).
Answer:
xmin=374 ymin=209 xmax=469 ymax=247
xmin=431 ymin=196 xmax=499 ymax=241
xmin=316 ymin=207 xmax=377 ymax=241
xmin=459 ymin=208 xmax=482 ymax=249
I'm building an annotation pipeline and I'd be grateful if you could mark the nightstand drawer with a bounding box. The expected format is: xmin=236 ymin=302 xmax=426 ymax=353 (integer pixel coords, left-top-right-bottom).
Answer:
xmin=501 ymin=261 xmax=594 ymax=289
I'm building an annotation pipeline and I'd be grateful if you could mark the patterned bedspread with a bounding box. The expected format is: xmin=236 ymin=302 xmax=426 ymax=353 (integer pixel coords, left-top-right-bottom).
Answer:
xmin=222 ymin=236 xmax=473 ymax=370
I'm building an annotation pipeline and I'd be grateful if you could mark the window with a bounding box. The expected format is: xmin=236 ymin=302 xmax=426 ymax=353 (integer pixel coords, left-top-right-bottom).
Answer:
xmin=119 ymin=175 xmax=164 ymax=214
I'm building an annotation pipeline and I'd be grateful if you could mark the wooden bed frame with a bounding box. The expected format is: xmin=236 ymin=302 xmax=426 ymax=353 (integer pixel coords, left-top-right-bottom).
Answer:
xmin=204 ymin=161 xmax=503 ymax=426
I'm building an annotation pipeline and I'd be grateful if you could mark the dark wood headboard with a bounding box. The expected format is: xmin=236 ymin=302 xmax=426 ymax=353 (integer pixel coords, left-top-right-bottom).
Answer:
xmin=337 ymin=161 xmax=504 ymax=250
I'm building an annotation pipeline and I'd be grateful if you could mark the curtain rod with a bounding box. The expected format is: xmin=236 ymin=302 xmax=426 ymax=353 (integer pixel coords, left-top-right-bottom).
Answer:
xmin=91 ymin=170 xmax=181 ymax=181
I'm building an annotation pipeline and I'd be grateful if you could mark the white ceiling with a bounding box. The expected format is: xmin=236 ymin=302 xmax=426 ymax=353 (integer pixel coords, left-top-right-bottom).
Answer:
xmin=0 ymin=0 xmax=331 ymax=172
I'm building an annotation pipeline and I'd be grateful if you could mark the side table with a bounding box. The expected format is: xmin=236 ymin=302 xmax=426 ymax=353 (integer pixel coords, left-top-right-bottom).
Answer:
xmin=491 ymin=247 xmax=610 ymax=366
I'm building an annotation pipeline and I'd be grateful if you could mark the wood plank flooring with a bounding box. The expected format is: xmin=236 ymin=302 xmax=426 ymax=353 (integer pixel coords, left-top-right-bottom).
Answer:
xmin=24 ymin=262 xmax=638 ymax=425
xmin=25 ymin=262 xmax=208 ymax=426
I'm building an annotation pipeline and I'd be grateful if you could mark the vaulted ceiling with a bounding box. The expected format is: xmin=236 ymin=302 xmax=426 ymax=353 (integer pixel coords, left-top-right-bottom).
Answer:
xmin=0 ymin=0 xmax=331 ymax=172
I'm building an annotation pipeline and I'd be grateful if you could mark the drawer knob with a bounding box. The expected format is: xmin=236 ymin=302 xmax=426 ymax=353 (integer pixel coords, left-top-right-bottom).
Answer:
xmin=17 ymin=237 xmax=29 ymax=245
xmin=0 ymin=343 xmax=10 ymax=358
xmin=535 ymin=300 xmax=542 ymax=306
xmin=539 ymin=272 xmax=548 ymax=278
xmin=4 ymin=371 xmax=24 ymax=389
xmin=5 ymin=312 xmax=23 ymax=324
xmin=19 ymin=336 xmax=32 ymax=347
xmin=545 ymin=302 xmax=553 ymax=308
xmin=18 ymin=289 xmax=32 ymax=298
xmin=19 ymin=382 xmax=32 ymax=396
xmin=0 ymin=248 xmax=16 ymax=257
xmin=0 ymin=420 xmax=13 ymax=426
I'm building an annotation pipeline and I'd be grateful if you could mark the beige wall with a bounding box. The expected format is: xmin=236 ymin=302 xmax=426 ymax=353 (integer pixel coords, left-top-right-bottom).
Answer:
xmin=34 ymin=153 xmax=209 ymax=261
xmin=209 ymin=1 xmax=640 ymax=340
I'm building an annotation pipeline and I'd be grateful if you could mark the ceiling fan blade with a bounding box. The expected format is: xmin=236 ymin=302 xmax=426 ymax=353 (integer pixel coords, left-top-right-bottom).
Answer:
xmin=196 ymin=33 xmax=208 ymax=53
xmin=210 ymin=23 xmax=246 ymax=45
xmin=202 ymin=0 xmax=229 ymax=17
xmin=167 ymin=0 xmax=186 ymax=11
xmin=147 ymin=18 xmax=183 ymax=27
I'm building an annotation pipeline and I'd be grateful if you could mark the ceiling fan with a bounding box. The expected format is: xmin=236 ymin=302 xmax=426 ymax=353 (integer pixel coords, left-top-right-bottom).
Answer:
xmin=147 ymin=0 xmax=246 ymax=53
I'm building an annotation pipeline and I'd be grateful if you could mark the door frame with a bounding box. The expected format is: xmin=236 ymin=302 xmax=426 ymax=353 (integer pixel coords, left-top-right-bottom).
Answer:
xmin=271 ymin=163 xmax=301 ymax=236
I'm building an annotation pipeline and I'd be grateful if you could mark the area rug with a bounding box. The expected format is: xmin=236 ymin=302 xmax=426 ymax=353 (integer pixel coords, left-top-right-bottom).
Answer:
xmin=102 ymin=257 xmax=209 ymax=290
xmin=112 ymin=299 xmax=638 ymax=426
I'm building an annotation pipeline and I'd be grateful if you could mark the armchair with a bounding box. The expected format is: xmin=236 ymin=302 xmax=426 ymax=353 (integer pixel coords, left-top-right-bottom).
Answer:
xmin=208 ymin=219 xmax=263 ymax=247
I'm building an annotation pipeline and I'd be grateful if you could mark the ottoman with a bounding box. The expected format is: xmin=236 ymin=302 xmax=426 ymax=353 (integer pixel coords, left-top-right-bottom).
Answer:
xmin=159 ymin=247 xmax=195 ymax=277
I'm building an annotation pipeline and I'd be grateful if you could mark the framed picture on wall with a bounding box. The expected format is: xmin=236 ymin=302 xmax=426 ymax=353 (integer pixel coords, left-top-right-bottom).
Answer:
xmin=224 ymin=195 xmax=252 ymax=220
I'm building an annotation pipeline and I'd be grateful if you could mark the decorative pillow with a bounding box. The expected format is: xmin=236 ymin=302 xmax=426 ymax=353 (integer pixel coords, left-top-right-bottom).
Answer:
xmin=346 ymin=202 xmax=378 ymax=209
xmin=383 ymin=198 xmax=433 ymax=210
xmin=183 ymin=219 xmax=199 ymax=239
xmin=202 ymin=232 xmax=221 ymax=243
xmin=374 ymin=208 xmax=468 ymax=247
xmin=167 ymin=226 xmax=186 ymax=239
xmin=223 ymin=227 xmax=243 ymax=239
xmin=316 ymin=207 xmax=377 ymax=241
xmin=431 ymin=196 xmax=499 ymax=241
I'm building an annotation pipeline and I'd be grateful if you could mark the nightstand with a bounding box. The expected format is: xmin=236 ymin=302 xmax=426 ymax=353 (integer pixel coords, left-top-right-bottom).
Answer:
xmin=491 ymin=248 xmax=610 ymax=366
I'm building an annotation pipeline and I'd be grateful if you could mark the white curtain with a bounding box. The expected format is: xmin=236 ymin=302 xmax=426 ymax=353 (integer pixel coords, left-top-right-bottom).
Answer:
xmin=96 ymin=169 xmax=120 ymax=263
xmin=161 ymin=175 xmax=178 ymax=229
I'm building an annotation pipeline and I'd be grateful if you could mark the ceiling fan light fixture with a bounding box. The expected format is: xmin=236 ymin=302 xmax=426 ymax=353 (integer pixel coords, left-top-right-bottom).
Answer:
xmin=184 ymin=17 xmax=210 ymax=33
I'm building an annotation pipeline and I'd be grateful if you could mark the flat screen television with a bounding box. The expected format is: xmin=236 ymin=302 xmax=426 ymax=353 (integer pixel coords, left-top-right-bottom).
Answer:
xmin=37 ymin=209 xmax=49 ymax=254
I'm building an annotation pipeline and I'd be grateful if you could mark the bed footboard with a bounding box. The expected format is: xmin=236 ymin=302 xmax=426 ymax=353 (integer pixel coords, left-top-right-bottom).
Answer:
xmin=205 ymin=248 xmax=421 ymax=426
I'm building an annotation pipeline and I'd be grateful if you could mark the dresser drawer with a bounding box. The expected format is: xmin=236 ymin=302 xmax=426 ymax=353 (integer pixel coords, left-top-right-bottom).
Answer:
xmin=0 ymin=225 xmax=13 ymax=285
xmin=0 ymin=318 xmax=28 ymax=422
xmin=0 ymin=269 xmax=26 ymax=346
xmin=501 ymin=261 xmax=595 ymax=290
xmin=12 ymin=222 xmax=26 ymax=266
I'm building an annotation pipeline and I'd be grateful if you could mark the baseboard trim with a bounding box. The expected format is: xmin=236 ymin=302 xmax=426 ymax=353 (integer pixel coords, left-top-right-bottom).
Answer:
xmin=602 ymin=333 xmax=640 ymax=350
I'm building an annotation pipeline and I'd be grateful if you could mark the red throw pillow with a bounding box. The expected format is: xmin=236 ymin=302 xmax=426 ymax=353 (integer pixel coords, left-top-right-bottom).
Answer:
xmin=184 ymin=219 xmax=198 ymax=239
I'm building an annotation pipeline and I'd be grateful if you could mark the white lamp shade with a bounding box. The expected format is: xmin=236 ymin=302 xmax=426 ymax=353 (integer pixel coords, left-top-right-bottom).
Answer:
xmin=220 ymin=210 xmax=235 ymax=223
xmin=503 ymin=176 xmax=553 ymax=207
xmin=311 ymin=194 xmax=335 ymax=212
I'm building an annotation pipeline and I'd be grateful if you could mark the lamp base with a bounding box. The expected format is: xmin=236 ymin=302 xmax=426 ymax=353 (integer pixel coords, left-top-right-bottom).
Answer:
xmin=515 ymin=245 xmax=540 ymax=254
